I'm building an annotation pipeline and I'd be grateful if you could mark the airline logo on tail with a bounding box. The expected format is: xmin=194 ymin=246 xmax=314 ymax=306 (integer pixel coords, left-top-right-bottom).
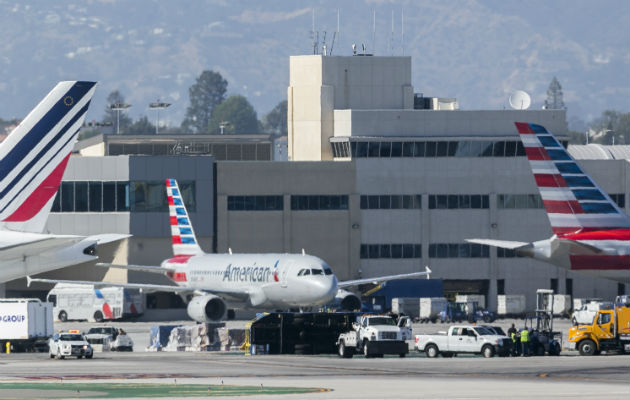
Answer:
xmin=515 ymin=122 xmax=630 ymax=235
xmin=166 ymin=178 xmax=203 ymax=257
xmin=0 ymin=81 xmax=97 ymax=233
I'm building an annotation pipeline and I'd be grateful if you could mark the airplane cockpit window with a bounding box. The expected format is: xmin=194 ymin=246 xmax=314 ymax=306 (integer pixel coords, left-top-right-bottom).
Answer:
xmin=311 ymin=269 xmax=324 ymax=275
xmin=323 ymin=267 xmax=333 ymax=275
xmin=303 ymin=269 xmax=311 ymax=275
xmin=297 ymin=269 xmax=306 ymax=276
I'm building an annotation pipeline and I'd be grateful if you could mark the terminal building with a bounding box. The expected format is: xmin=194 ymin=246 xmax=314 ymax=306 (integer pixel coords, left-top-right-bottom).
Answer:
xmin=4 ymin=55 xmax=628 ymax=313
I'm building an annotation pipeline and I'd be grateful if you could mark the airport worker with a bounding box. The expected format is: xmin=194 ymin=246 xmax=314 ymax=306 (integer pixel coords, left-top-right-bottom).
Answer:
xmin=510 ymin=328 xmax=520 ymax=356
xmin=507 ymin=323 xmax=516 ymax=337
xmin=520 ymin=327 xmax=530 ymax=356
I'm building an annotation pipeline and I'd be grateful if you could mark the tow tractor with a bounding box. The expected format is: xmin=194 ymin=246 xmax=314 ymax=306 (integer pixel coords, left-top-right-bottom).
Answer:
xmin=336 ymin=314 xmax=411 ymax=358
xmin=523 ymin=289 xmax=561 ymax=356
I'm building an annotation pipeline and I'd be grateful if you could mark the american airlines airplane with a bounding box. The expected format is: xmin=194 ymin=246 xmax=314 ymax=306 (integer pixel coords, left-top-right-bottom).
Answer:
xmin=29 ymin=179 xmax=432 ymax=321
xmin=467 ymin=122 xmax=630 ymax=283
xmin=0 ymin=81 xmax=128 ymax=283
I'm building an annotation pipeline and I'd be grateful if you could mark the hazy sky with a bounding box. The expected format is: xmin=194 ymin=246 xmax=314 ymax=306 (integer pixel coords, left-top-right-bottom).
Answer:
xmin=1 ymin=0 xmax=628 ymax=129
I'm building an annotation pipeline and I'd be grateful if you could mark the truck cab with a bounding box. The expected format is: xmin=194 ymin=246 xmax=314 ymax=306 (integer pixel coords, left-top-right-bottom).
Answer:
xmin=568 ymin=298 xmax=630 ymax=356
xmin=336 ymin=315 xmax=410 ymax=358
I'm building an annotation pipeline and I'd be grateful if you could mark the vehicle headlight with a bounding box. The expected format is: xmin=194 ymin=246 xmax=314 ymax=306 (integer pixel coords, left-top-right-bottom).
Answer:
xmin=83 ymin=345 xmax=88 ymax=350
xmin=63 ymin=343 xmax=70 ymax=348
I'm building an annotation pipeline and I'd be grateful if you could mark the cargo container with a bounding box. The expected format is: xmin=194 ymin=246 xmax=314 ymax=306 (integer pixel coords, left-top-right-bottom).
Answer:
xmin=419 ymin=297 xmax=448 ymax=323
xmin=552 ymin=295 xmax=572 ymax=317
xmin=391 ymin=298 xmax=420 ymax=319
xmin=0 ymin=299 xmax=53 ymax=352
xmin=497 ymin=295 xmax=526 ymax=318
xmin=455 ymin=294 xmax=485 ymax=309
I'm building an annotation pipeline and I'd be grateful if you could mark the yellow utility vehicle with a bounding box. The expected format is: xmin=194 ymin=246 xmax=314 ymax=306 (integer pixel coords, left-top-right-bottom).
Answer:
xmin=568 ymin=295 xmax=630 ymax=355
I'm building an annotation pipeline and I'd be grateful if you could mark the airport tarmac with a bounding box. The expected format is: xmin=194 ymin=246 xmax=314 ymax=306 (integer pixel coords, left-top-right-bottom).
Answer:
xmin=1 ymin=319 xmax=628 ymax=399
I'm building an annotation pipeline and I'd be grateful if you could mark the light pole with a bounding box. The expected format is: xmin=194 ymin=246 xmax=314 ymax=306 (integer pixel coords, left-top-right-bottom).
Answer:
xmin=109 ymin=103 xmax=131 ymax=134
xmin=219 ymin=120 xmax=231 ymax=135
xmin=149 ymin=101 xmax=171 ymax=134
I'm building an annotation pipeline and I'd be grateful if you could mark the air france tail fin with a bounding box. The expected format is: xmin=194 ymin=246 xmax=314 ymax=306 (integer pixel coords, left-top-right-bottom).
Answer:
xmin=166 ymin=178 xmax=203 ymax=256
xmin=515 ymin=122 xmax=630 ymax=235
xmin=0 ymin=81 xmax=97 ymax=233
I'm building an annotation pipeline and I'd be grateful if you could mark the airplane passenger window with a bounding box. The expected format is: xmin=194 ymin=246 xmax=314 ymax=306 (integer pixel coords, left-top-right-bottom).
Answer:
xmin=311 ymin=269 xmax=324 ymax=275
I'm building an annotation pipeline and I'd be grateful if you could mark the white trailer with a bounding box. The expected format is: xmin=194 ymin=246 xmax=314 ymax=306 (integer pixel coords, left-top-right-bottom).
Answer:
xmin=497 ymin=295 xmax=526 ymax=318
xmin=391 ymin=298 xmax=420 ymax=319
xmin=419 ymin=297 xmax=447 ymax=323
xmin=47 ymin=283 xmax=144 ymax=322
xmin=0 ymin=298 xmax=54 ymax=352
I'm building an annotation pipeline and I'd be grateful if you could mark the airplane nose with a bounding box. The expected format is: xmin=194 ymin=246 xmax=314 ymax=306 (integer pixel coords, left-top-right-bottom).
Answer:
xmin=310 ymin=276 xmax=337 ymax=304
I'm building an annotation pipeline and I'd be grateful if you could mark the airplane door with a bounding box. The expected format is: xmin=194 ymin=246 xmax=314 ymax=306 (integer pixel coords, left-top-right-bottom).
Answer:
xmin=280 ymin=262 xmax=290 ymax=288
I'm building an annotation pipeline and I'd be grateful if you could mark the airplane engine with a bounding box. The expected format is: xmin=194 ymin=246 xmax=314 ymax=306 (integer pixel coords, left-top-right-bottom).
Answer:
xmin=186 ymin=294 xmax=227 ymax=322
xmin=335 ymin=289 xmax=362 ymax=311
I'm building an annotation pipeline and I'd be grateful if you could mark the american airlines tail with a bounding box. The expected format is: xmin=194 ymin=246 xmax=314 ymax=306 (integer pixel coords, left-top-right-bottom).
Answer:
xmin=468 ymin=122 xmax=629 ymax=282
xmin=166 ymin=178 xmax=204 ymax=256
xmin=514 ymin=121 xmax=629 ymax=235
xmin=0 ymin=81 xmax=97 ymax=233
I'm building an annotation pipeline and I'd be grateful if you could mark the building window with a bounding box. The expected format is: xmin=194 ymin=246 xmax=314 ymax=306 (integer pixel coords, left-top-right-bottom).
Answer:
xmin=360 ymin=243 xmax=422 ymax=259
xmin=497 ymin=194 xmax=543 ymax=209
xmin=429 ymin=243 xmax=489 ymax=258
xmin=497 ymin=248 xmax=524 ymax=258
xmin=345 ymin=140 xmax=527 ymax=159
xmin=290 ymin=195 xmax=348 ymax=211
xmin=51 ymin=181 xmax=194 ymax=213
xmin=497 ymin=279 xmax=505 ymax=295
xmin=610 ymin=194 xmax=626 ymax=209
xmin=428 ymin=195 xmax=489 ymax=209
xmin=360 ymin=195 xmax=421 ymax=210
xmin=227 ymin=195 xmax=283 ymax=211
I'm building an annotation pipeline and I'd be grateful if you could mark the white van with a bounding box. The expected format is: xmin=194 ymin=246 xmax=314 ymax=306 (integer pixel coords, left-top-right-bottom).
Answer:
xmin=47 ymin=284 xmax=144 ymax=322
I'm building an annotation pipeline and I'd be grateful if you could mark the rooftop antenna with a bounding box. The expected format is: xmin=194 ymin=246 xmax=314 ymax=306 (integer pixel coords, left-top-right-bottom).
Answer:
xmin=401 ymin=8 xmax=404 ymax=55
xmin=509 ymin=90 xmax=531 ymax=110
xmin=352 ymin=43 xmax=357 ymax=55
xmin=330 ymin=31 xmax=337 ymax=56
xmin=372 ymin=9 xmax=376 ymax=55
xmin=310 ymin=8 xmax=319 ymax=54
xmin=390 ymin=10 xmax=394 ymax=55
xmin=322 ymin=31 xmax=327 ymax=55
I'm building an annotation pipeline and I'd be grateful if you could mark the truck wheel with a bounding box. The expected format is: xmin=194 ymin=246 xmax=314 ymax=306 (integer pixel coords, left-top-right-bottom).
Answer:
xmin=58 ymin=311 xmax=68 ymax=322
xmin=338 ymin=342 xmax=353 ymax=359
xmin=50 ymin=353 xmax=55 ymax=359
xmin=425 ymin=344 xmax=439 ymax=358
xmin=93 ymin=311 xmax=104 ymax=323
xmin=399 ymin=353 xmax=406 ymax=358
xmin=86 ymin=353 xmax=93 ymax=359
xmin=578 ymin=340 xmax=596 ymax=356
xmin=482 ymin=345 xmax=495 ymax=358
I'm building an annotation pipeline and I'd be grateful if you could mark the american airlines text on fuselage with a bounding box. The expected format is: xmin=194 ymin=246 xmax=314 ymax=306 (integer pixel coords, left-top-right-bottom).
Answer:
xmin=186 ymin=263 xmax=277 ymax=283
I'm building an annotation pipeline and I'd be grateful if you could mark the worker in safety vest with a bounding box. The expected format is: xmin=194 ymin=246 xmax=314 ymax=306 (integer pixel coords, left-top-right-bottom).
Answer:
xmin=520 ymin=327 xmax=530 ymax=356
xmin=510 ymin=329 xmax=520 ymax=356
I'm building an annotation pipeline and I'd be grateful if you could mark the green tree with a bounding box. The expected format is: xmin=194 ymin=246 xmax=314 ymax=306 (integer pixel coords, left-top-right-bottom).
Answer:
xmin=208 ymin=95 xmax=259 ymax=134
xmin=102 ymin=90 xmax=132 ymax=134
xmin=261 ymin=100 xmax=287 ymax=136
xmin=126 ymin=116 xmax=156 ymax=135
xmin=181 ymin=70 xmax=228 ymax=133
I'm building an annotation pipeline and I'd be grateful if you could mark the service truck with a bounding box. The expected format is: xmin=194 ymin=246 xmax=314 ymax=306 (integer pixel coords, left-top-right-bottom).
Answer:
xmin=0 ymin=298 xmax=53 ymax=352
xmin=336 ymin=315 xmax=411 ymax=358
xmin=567 ymin=295 xmax=630 ymax=355
xmin=47 ymin=283 xmax=143 ymax=322
xmin=414 ymin=325 xmax=509 ymax=358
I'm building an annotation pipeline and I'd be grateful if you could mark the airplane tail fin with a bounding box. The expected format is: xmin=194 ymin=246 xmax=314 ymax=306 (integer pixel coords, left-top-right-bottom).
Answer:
xmin=0 ymin=81 xmax=97 ymax=233
xmin=515 ymin=122 xmax=630 ymax=235
xmin=166 ymin=178 xmax=203 ymax=256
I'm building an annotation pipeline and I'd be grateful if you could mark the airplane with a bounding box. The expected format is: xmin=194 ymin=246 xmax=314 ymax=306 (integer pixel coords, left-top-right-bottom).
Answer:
xmin=467 ymin=122 xmax=629 ymax=283
xmin=29 ymin=179 xmax=432 ymax=321
xmin=0 ymin=81 xmax=129 ymax=283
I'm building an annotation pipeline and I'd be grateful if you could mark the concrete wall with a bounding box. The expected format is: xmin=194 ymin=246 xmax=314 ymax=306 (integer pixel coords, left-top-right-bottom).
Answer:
xmin=333 ymin=109 xmax=568 ymax=138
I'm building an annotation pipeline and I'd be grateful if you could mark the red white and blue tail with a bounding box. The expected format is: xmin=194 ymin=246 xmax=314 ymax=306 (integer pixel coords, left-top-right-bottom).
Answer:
xmin=0 ymin=81 xmax=97 ymax=233
xmin=166 ymin=178 xmax=203 ymax=256
xmin=515 ymin=122 xmax=630 ymax=236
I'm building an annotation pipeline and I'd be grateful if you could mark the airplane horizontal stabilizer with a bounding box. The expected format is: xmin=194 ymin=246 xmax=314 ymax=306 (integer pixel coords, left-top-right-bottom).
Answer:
xmin=557 ymin=238 xmax=603 ymax=255
xmin=465 ymin=238 xmax=529 ymax=249
xmin=0 ymin=235 xmax=84 ymax=260
xmin=338 ymin=266 xmax=432 ymax=288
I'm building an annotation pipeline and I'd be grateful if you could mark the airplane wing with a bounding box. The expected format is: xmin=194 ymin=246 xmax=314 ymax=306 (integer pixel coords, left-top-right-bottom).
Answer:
xmin=338 ymin=266 xmax=432 ymax=288
xmin=0 ymin=235 xmax=85 ymax=260
xmin=94 ymin=262 xmax=175 ymax=274
xmin=27 ymin=276 xmax=194 ymax=293
xmin=86 ymin=234 xmax=132 ymax=245
xmin=465 ymin=238 xmax=529 ymax=249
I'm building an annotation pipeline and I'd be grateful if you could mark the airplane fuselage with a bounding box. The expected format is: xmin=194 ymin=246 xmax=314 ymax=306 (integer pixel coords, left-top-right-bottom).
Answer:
xmin=161 ymin=253 xmax=338 ymax=309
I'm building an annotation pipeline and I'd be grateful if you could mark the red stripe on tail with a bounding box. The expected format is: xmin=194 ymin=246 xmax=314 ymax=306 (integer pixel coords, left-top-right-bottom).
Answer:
xmin=515 ymin=122 xmax=534 ymax=134
xmin=3 ymin=153 xmax=71 ymax=222
xmin=543 ymin=200 xmax=583 ymax=214
xmin=534 ymin=174 xmax=567 ymax=187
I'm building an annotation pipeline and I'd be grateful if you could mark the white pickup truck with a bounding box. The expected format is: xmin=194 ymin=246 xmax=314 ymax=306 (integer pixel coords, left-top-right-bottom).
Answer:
xmin=336 ymin=315 xmax=411 ymax=358
xmin=415 ymin=325 xmax=509 ymax=358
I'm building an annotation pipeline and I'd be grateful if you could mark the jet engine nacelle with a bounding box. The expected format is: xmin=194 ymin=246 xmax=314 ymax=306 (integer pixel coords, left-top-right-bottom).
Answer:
xmin=186 ymin=294 xmax=227 ymax=322
xmin=335 ymin=289 xmax=362 ymax=311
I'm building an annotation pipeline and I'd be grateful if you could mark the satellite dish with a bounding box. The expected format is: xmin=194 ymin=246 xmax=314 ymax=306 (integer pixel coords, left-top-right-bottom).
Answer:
xmin=509 ymin=90 xmax=531 ymax=110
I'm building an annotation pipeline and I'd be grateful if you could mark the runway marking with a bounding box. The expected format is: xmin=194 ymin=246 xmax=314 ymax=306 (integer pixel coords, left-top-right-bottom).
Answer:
xmin=0 ymin=382 xmax=329 ymax=398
